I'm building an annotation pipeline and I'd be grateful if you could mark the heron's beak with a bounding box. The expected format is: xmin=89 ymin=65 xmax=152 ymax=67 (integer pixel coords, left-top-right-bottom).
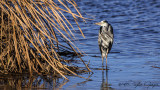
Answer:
xmin=95 ymin=22 xmax=102 ymax=26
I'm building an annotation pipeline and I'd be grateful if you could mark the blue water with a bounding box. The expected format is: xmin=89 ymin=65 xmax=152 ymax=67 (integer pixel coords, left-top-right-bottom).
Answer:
xmin=59 ymin=0 xmax=160 ymax=90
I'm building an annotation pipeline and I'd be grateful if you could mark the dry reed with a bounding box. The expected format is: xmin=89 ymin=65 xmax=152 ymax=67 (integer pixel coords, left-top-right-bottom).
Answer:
xmin=0 ymin=0 xmax=91 ymax=80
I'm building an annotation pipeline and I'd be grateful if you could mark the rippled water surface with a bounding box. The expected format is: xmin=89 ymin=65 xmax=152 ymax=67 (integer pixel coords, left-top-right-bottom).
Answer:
xmin=62 ymin=0 xmax=160 ymax=90
xmin=1 ymin=0 xmax=160 ymax=90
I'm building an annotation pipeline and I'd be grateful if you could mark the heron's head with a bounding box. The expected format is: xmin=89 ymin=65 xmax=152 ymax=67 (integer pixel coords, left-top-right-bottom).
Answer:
xmin=95 ymin=20 xmax=108 ymax=26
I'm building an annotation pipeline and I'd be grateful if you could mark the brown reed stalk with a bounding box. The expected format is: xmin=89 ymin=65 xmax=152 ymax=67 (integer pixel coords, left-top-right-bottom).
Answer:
xmin=0 ymin=0 xmax=91 ymax=80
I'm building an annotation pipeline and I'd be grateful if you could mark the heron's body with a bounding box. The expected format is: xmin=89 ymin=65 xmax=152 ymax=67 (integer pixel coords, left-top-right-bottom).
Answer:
xmin=95 ymin=20 xmax=114 ymax=67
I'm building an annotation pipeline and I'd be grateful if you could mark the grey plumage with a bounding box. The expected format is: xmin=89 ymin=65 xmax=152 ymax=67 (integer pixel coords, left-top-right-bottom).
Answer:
xmin=95 ymin=20 xmax=114 ymax=66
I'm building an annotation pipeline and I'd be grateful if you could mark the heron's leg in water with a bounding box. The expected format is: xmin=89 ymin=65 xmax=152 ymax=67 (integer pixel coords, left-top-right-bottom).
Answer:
xmin=106 ymin=49 xmax=109 ymax=67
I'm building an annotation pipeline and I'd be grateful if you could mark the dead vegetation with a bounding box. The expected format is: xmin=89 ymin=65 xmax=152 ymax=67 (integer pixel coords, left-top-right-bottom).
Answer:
xmin=0 ymin=0 xmax=91 ymax=80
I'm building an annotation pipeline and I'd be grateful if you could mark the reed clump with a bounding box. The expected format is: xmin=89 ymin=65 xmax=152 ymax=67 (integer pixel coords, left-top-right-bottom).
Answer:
xmin=0 ymin=0 xmax=91 ymax=80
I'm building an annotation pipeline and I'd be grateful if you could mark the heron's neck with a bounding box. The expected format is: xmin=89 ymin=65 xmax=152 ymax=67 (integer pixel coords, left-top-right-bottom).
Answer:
xmin=101 ymin=25 xmax=108 ymax=32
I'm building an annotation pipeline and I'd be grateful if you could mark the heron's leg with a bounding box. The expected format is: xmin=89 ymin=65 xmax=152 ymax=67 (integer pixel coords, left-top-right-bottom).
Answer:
xmin=102 ymin=57 xmax=104 ymax=67
xmin=106 ymin=49 xmax=109 ymax=67
xmin=106 ymin=54 xmax=108 ymax=67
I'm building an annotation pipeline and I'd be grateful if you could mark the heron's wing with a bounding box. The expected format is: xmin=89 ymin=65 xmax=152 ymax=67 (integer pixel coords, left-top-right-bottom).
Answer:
xmin=104 ymin=32 xmax=113 ymax=39
xmin=98 ymin=34 xmax=102 ymax=54
xmin=99 ymin=33 xmax=113 ymax=49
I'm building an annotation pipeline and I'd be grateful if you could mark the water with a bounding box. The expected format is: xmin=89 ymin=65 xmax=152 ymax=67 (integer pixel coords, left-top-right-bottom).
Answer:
xmin=1 ymin=0 xmax=160 ymax=90
xmin=64 ymin=0 xmax=160 ymax=90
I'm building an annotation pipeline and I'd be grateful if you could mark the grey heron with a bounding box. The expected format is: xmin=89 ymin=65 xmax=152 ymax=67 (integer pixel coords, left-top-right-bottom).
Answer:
xmin=95 ymin=20 xmax=114 ymax=67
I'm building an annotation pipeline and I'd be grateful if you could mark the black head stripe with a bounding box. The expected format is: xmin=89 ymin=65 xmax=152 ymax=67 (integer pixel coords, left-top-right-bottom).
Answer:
xmin=100 ymin=26 xmax=102 ymax=34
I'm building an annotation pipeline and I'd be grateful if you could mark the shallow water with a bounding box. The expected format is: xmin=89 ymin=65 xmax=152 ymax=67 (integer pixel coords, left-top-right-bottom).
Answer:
xmin=1 ymin=0 xmax=160 ymax=90
xmin=64 ymin=0 xmax=160 ymax=90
